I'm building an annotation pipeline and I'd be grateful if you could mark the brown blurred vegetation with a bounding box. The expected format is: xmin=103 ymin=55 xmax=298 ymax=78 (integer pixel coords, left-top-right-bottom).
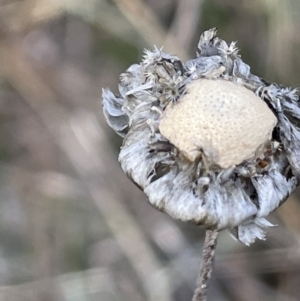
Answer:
xmin=1 ymin=0 xmax=300 ymax=300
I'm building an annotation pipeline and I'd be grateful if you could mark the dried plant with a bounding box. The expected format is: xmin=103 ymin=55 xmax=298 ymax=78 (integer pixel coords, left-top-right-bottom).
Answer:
xmin=102 ymin=28 xmax=300 ymax=300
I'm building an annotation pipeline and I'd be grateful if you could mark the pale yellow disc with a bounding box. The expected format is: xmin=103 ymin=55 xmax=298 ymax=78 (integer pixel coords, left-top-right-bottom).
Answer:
xmin=159 ymin=79 xmax=277 ymax=168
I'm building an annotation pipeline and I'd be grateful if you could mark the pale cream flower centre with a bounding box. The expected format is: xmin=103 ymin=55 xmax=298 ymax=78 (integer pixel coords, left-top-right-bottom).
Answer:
xmin=159 ymin=79 xmax=277 ymax=168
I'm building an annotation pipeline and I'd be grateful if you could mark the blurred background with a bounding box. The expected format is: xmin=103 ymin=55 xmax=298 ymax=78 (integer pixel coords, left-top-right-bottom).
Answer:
xmin=1 ymin=0 xmax=300 ymax=300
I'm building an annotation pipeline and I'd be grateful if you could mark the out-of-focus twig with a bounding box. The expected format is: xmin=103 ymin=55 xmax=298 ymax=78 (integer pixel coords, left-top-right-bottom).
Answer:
xmin=0 ymin=0 xmax=141 ymax=45
xmin=4 ymin=0 xmax=191 ymax=57
xmin=223 ymin=272 xmax=298 ymax=301
xmin=0 ymin=30 xmax=172 ymax=301
xmin=111 ymin=0 xmax=188 ymax=59
xmin=0 ymin=267 xmax=118 ymax=301
xmin=263 ymin=0 xmax=295 ymax=83
xmin=216 ymin=247 xmax=300 ymax=278
xmin=168 ymin=0 xmax=203 ymax=52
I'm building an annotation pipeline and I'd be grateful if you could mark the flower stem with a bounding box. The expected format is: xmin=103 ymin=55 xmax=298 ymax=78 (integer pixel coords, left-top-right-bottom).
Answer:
xmin=192 ymin=229 xmax=219 ymax=301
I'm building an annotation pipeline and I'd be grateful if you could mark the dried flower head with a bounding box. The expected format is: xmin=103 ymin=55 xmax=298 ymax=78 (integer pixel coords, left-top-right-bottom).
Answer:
xmin=102 ymin=28 xmax=300 ymax=245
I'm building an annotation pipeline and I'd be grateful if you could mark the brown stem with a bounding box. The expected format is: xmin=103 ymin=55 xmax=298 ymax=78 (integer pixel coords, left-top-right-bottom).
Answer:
xmin=192 ymin=230 xmax=219 ymax=301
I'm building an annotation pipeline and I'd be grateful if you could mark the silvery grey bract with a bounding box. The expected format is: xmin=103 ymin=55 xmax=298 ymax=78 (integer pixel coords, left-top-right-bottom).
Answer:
xmin=102 ymin=28 xmax=300 ymax=245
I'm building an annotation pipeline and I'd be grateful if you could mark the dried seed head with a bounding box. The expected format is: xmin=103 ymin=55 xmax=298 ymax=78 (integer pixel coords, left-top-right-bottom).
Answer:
xmin=159 ymin=79 xmax=278 ymax=168
xmin=102 ymin=28 xmax=300 ymax=245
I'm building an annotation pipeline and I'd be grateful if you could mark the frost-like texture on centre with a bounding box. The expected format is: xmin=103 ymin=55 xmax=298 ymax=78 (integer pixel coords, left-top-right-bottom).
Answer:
xmin=102 ymin=28 xmax=300 ymax=245
xmin=159 ymin=79 xmax=277 ymax=168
